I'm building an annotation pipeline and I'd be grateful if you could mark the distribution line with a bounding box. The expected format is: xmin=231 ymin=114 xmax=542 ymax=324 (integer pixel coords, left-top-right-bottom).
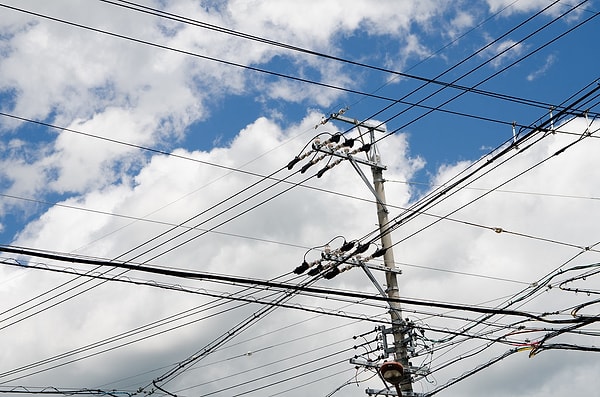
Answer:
xmin=381 ymin=86 xmax=600 ymax=251
xmin=8 ymin=255 xmax=540 ymax=330
xmin=98 ymin=0 xmax=591 ymax=117
xmin=387 ymin=123 xmax=600 ymax=344
xmin=2 ymin=255 xmax=377 ymax=388
xmin=324 ymin=0 xmax=588 ymax=145
xmin=2 ymin=2 xmax=596 ymax=392
xmin=3 ymin=256 xmax=596 ymax=394
xmin=98 ymin=320 xmax=364 ymax=391
xmin=182 ymin=349 xmax=356 ymax=396
xmin=365 ymin=0 xmax=595 ymax=147
xmin=0 ymin=0 xmax=592 ymax=266
xmin=295 ymin=84 xmax=600 ymax=386
xmin=2 ymin=1 xmax=574 ymax=120
xmin=2 ymin=245 xmax=597 ymax=325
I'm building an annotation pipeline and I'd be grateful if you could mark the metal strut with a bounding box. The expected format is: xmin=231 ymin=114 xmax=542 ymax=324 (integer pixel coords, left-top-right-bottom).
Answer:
xmin=347 ymin=155 xmax=389 ymax=213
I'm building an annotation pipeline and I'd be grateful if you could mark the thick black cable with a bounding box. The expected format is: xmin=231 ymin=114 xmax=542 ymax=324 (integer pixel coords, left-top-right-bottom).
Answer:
xmin=2 ymin=244 xmax=596 ymax=325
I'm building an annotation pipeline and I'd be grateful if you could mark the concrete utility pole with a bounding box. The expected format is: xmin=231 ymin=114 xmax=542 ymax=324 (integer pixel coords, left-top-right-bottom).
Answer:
xmin=332 ymin=114 xmax=414 ymax=396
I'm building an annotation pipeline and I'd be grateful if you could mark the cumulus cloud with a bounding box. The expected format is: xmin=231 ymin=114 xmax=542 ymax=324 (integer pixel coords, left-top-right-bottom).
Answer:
xmin=0 ymin=2 xmax=598 ymax=397
xmin=3 ymin=113 xmax=600 ymax=396
xmin=0 ymin=0 xmax=455 ymax=208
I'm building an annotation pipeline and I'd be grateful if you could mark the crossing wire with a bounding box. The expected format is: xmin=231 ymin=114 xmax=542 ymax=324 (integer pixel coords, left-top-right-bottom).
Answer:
xmin=2 ymin=2 xmax=596 ymax=392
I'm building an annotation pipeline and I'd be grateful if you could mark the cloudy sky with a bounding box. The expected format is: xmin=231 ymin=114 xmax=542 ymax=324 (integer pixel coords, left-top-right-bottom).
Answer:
xmin=1 ymin=1 xmax=599 ymax=396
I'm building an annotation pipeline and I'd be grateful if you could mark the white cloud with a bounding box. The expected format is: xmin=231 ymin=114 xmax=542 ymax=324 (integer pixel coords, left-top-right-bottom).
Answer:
xmin=486 ymin=0 xmax=588 ymax=18
xmin=0 ymin=2 xmax=599 ymax=397
xmin=527 ymin=53 xmax=557 ymax=81
xmin=3 ymin=115 xmax=600 ymax=396
xmin=488 ymin=39 xmax=526 ymax=69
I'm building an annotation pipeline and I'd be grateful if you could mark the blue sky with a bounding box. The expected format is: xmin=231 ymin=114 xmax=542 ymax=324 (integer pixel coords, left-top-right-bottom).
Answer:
xmin=1 ymin=1 xmax=600 ymax=397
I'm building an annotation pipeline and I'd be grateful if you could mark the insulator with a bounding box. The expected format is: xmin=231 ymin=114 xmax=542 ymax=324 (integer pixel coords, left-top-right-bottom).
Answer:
xmin=353 ymin=243 xmax=370 ymax=255
xmin=330 ymin=133 xmax=342 ymax=143
xmin=293 ymin=261 xmax=309 ymax=275
xmin=342 ymin=138 xmax=355 ymax=148
xmin=323 ymin=266 xmax=341 ymax=279
xmin=359 ymin=143 xmax=372 ymax=153
xmin=287 ymin=156 xmax=301 ymax=170
xmin=340 ymin=240 xmax=355 ymax=252
xmin=300 ymin=161 xmax=315 ymax=174
xmin=371 ymin=247 xmax=387 ymax=258
xmin=307 ymin=263 xmax=323 ymax=276
xmin=316 ymin=165 xmax=330 ymax=178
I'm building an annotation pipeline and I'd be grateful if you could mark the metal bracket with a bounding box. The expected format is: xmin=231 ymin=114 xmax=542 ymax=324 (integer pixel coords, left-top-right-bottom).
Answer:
xmin=366 ymin=389 xmax=425 ymax=397
xmin=360 ymin=262 xmax=391 ymax=301
xmin=348 ymin=155 xmax=388 ymax=213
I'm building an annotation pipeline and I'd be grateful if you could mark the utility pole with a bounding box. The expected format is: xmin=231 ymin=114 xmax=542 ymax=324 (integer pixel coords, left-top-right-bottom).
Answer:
xmin=331 ymin=114 xmax=414 ymax=396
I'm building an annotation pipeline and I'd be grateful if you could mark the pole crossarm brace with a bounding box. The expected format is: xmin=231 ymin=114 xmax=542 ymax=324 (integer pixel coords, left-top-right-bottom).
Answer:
xmin=359 ymin=260 xmax=398 ymax=304
xmin=348 ymin=155 xmax=389 ymax=213
xmin=312 ymin=144 xmax=389 ymax=212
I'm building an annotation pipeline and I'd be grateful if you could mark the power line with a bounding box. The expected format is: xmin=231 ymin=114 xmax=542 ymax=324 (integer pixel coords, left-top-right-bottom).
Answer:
xmin=369 ymin=0 xmax=598 ymax=145
xmin=2 ymin=244 xmax=596 ymax=325
xmin=97 ymin=0 xmax=599 ymax=118
xmin=2 ymin=2 xmax=597 ymax=127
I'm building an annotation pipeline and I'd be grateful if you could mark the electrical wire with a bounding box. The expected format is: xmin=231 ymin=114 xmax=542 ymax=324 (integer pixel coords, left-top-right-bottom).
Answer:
xmin=1 ymin=3 xmax=600 ymax=392
xmin=2 ymin=245 xmax=597 ymax=325
xmin=97 ymin=0 xmax=600 ymax=120
xmin=1 ymin=0 xmax=596 ymax=270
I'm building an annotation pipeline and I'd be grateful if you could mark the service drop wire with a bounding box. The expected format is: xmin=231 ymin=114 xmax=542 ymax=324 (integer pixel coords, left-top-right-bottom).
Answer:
xmin=423 ymin=348 xmax=520 ymax=397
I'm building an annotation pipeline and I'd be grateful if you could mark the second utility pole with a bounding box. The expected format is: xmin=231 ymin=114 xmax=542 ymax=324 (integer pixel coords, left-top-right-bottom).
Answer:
xmin=332 ymin=114 xmax=414 ymax=396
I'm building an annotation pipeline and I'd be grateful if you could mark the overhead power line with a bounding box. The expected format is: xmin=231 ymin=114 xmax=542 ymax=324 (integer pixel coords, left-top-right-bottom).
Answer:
xmin=2 ymin=244 xmax=597 ymax=325
xmin=1 ymin=2 xmax=597 ymax=122
xmin=98 ymin=0 xmax=598 ymax=117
